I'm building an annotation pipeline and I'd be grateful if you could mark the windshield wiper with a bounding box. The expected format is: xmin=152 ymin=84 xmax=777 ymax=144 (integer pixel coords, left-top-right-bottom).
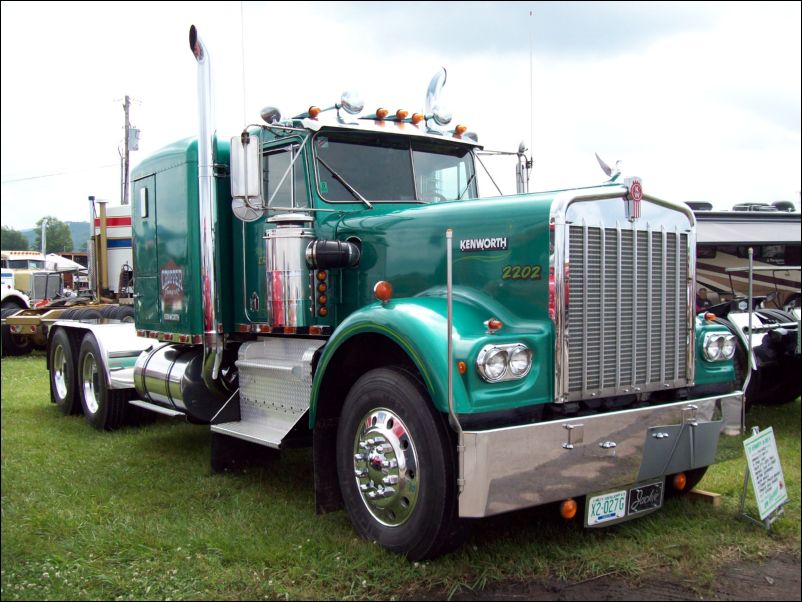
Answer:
xmin=457 ymin=172 xmax=477 ymax=200
xmin=316 ymin=156 xmax=373 ymax=209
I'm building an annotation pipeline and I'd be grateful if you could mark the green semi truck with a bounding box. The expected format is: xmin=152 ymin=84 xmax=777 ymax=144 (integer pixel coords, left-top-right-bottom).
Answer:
xmin=43 ymin=25 xmax=742 ymax=559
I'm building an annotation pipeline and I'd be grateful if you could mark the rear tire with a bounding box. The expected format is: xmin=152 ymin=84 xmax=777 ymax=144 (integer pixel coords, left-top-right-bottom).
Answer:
xmin=336 ymin=366 xmax=466 ymax=560
xmin=77 ymin=333 xmax=127 ymax=430
xmin=49 ymin=328 xmax=80 ymax=415
xmin=1 ymin=307 xmax=32 ymax=357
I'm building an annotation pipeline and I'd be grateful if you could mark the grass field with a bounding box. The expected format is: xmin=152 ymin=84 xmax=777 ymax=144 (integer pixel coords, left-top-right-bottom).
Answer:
xmin=2 ymin=352 xmax=799 ymax=600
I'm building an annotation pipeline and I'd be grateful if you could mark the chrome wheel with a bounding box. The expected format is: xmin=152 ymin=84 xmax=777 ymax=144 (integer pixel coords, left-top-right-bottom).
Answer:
xmin=53 ymin=344 xmax=68 ymax=400
xmin=352 ymin=407 xmax=419 ymax=526
xmin=81 ymin=351 xmax=100 ymax=414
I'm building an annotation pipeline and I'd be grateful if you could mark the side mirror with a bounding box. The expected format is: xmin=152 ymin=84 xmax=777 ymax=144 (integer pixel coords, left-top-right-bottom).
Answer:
xmin=230 ymin=132 xmax=263 ymax=222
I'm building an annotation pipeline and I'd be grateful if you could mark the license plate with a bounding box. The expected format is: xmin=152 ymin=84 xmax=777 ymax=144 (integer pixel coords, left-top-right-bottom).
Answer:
xmin=587 ymin=490 xmax=627 ymax=526
xmin=586 ymin=480 xmax=664 ymax=527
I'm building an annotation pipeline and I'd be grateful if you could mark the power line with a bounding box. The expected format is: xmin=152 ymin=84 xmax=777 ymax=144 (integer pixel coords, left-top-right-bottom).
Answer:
xmin=1 ymin=164 xmax=118 ymax=184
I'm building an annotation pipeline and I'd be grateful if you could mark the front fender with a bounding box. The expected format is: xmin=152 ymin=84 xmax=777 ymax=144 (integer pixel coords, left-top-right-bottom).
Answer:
xmin=310 ymin=297 xmax=467 ymax=426
xmin=694 ymin=316 xmax=737 ymax=385
xmin=310 ymin=294 xmax=554 ymax=427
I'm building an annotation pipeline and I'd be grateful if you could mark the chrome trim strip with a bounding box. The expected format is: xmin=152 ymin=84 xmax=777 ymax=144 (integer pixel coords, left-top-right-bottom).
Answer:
xmin=647 ymin=223 xmax=653 ymax=385
xmin=616 ymin=221 xmax=622 ymax=388
xmin=600 ymin=225 xmax=606 ymax=390
xmin=459 ymin=392 xmax=739 ymax=518
xmin=582 ymin=219 xmax=588 ymax=393
xmin=674 ymin=226 xmax=681 ymax=382
xmin=632 ymin=227 xmax=638 ymax=386
xmin=661 ymin=226 xmax=667 ymax=385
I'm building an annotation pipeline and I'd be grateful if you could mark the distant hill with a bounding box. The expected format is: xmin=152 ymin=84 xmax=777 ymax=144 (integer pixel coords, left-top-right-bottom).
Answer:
xmin=21 ymin=221 xmax=91 ymax=252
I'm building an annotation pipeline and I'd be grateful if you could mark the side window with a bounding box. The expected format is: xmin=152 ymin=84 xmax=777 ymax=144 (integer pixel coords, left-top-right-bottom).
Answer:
xmin=263 ymin=145 xmax=308 ymax=209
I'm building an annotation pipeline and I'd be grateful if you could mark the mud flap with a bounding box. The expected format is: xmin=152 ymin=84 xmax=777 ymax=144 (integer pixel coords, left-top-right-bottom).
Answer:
xmin=636 ymin=417 xmax=723 ymax=482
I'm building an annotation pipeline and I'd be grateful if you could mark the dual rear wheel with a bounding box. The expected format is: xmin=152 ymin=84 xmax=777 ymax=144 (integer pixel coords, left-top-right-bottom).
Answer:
xmin=48 ymin=328 xmax=127 ymax=430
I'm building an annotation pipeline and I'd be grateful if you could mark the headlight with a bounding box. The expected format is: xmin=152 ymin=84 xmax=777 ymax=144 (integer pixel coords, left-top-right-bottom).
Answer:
xmin=720 ymin=335 xmax=736 ymax=359
xmin=508 ymin=345 xmax=532 ymax=377
xmin=476 ymin=343 xmax=532 ymax=382
xmin=477 ymin=347 xmax=508 ymax=382
xmin=703 ymin=333 xmax=736 ymax=361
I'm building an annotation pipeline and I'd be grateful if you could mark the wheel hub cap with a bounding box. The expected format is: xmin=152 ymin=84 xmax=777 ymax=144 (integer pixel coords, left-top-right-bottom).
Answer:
xmin=352 ymin=408 xmax=419 ymax=526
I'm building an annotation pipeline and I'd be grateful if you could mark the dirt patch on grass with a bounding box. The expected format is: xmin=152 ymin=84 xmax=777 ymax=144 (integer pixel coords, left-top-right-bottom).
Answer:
xmin=422 ymin=555 xmax=800 ymax=601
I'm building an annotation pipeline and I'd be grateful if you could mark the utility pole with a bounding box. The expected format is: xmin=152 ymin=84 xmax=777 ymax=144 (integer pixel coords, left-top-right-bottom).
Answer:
xmin=40 ymin=218 xmax=48 ymax=256
xmin=120 ymin=95 xmax=141 ymax=206
xmin=123 ymin=95 xmax=131 ymax=205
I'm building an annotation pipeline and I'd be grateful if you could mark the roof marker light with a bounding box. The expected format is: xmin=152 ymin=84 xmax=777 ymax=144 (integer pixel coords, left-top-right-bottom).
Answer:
xmin=308 ymin=106 xmax=322 ymax=119
xmin=396 ymin=109 xmax=409 ymax=120
xmin=376 ymin=107 xmax=389 ymax=120
xmin=411 ymin=113 xmax=425 ymax=125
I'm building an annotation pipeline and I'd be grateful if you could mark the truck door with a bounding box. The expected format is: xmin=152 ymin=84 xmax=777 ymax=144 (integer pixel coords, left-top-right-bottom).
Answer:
xmin=132 ymin=175 xmax=160 ymax=328
xmin=240 ymin=140 xmax=309 ymax=324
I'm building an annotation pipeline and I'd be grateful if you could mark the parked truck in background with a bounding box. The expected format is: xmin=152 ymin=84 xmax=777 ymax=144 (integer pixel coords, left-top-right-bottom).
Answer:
xmin=36 ymin=26 xmax=743 ymax=559
xmin=1 ymin=201 xmax=135 ymax=357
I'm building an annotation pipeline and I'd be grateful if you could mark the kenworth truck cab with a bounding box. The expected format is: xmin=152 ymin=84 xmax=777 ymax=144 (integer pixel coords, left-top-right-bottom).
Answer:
xmin=44 ymin=26 xmax=741 ymax=560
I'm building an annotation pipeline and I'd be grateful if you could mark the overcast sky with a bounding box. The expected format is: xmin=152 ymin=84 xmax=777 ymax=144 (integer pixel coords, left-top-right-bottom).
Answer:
xmin=1 ymin=1 xmax=800 ymax=230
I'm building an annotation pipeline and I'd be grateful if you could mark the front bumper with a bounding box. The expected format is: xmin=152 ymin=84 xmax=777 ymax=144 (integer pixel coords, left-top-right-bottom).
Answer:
xmin=459 ymin=391 xmax=742 ymax=518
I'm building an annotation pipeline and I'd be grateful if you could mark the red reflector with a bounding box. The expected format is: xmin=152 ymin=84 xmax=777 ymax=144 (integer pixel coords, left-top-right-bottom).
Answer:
xmin=258 ymin=325 xmax=271 ymax=333
xmin=486 ymin=318 xmax=503 ymax=331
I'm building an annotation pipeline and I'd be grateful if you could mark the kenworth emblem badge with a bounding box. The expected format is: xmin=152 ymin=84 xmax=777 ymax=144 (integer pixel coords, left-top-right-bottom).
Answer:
xmin=459 ymin=237 xmax=508 ymax=252
xmin=624 ymin=177 xmax=643 ymax=221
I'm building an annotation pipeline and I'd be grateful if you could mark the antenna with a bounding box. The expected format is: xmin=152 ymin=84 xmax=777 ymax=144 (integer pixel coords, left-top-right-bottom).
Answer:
xmin=529 ymin=9 xmax=534 ymax=179
xmin=241 ymin=1 xmax=247 ymax=126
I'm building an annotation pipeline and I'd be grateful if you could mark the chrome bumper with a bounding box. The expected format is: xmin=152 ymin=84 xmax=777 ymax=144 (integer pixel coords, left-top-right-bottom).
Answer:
xmin=459 ymin=392 xmax=742 ymax=518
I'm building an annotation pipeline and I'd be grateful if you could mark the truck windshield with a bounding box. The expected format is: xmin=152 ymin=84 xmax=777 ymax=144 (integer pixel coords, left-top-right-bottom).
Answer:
xmin=8 ymin=259 xmax=45 ymax=269
xmin=313 ymin=130 xmax=477 ymax=203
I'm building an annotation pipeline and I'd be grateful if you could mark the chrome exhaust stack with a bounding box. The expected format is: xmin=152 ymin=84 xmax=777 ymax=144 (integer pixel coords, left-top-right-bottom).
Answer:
xmin=189 ymin=25 xmax=227 ymax=396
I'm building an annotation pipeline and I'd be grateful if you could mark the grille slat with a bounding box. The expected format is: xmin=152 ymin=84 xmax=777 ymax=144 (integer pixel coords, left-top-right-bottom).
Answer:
xmin=567 ymin=224 xmax=689 ymax=398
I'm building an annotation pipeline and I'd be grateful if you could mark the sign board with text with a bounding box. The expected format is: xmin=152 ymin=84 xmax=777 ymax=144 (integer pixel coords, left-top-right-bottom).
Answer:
xmin=743 ymin=427 xmax=788 ymax=520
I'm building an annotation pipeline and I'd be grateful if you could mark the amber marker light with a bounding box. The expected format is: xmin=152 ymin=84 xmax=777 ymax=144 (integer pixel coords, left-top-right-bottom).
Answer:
xmin=673 ymin=472 xmax=687 ymax=491
xmin=457 ymin=361 xmax=467 ymax=375
xmin=374 ymin=280 xmax=393 ymax=303
xmin=560 ymin=499 xmax=578 ymax=520
xmin=376 ymin=107 xmax=389 ymax=120
xmin=317 ymin=271 xmax=328 ymax=281
xmin=411 ymin=112 xmax=425 ymax=125
xmin=485 ymin=318 xmax=503 ymax=332
xmin=704 ymin=312 xmax=717 ymax=321
xmin=454 ymin=124 xmax=468 ymax=136
xmin=396 ymin=109 xmax=409 ymax=120
xmin=308 ymin=106 xmax=322 ymax=119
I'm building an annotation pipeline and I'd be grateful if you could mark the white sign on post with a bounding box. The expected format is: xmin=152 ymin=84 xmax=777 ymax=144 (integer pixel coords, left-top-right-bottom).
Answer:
xmin=743 ymin=427 xmax=788 ymax=520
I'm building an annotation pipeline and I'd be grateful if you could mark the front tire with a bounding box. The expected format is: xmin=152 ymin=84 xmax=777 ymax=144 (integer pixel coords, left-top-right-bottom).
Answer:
xmin=77 ymin=333 xmax=127 ymax=430
xmin=336 ymin=367 xmax=465 ymax=560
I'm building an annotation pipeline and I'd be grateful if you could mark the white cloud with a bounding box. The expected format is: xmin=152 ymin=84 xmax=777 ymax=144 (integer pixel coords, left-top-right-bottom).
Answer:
xmin=1 ymin=1 xmax=799 ymax=231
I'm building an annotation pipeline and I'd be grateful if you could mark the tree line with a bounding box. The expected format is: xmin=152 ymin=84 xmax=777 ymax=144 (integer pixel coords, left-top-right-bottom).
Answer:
xmin=1 ymin=217 xmax=74 ymax=254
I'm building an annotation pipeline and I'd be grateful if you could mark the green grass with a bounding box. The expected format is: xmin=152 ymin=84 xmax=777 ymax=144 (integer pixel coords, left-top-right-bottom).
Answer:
xmin=2 ymin=352 xmax=799 ymax=600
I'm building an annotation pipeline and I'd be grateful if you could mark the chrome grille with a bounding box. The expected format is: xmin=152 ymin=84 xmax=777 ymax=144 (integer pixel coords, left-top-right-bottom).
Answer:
xmin=566 ymin=224 xmax=689 ymax=400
